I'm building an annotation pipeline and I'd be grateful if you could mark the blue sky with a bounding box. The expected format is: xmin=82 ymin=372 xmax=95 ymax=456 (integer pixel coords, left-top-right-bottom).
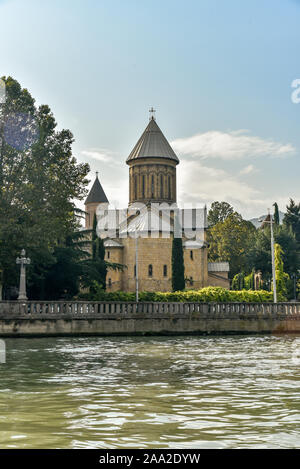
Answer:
xmin=0 ymin=0 xmax=300 ymax=217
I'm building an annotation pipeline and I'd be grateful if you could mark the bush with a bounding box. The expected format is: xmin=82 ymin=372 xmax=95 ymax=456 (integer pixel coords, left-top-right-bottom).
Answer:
xmin=76 ymin=285 xmax=274 ymax=303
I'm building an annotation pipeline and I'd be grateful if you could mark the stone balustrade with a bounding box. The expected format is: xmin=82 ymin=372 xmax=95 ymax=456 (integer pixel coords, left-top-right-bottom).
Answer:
xmin=0 ymin=301 xmax=299 ymax=336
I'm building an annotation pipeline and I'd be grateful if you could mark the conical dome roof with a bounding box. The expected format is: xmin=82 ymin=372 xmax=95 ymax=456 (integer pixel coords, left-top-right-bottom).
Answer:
xmin=126 ymin=117 xmax=179 ymax=164
xmin=85 ymin=173 xmax=109 ymax=205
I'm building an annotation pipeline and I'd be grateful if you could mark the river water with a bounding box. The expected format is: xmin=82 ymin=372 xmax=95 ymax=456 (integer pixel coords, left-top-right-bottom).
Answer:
xmin=0 ymin=335 xmax=299 ymax=449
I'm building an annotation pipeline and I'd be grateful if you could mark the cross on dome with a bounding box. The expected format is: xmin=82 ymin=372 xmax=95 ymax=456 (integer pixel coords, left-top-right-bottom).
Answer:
xmin=149 ymin=107 xmax=156 ymax=120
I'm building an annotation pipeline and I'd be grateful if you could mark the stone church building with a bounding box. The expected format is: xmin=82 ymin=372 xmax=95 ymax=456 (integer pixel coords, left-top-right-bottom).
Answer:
xmin=84 ymin=114 xmax=229 ymax=292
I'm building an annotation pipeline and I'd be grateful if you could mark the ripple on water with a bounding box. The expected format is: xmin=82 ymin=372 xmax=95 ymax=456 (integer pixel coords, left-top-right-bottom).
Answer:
xmin=0 ymin=335 xmax=299 ymax=448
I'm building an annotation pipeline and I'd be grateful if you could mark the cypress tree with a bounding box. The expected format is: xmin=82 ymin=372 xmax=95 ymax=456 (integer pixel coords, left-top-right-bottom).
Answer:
xmin=273 ymin=202 xmax=280 ymax=225
xmin=274 ymin=243 xmax=289 ymax=300
xmin=171 ymin=236 xmax=185 ymax=291
xmin=91 ymin=213 xmax=107 ymax=290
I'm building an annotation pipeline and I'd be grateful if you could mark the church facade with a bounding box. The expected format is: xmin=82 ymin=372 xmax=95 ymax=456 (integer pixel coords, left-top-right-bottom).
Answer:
xmin=85 ymin=115 xmax=230 ymax=292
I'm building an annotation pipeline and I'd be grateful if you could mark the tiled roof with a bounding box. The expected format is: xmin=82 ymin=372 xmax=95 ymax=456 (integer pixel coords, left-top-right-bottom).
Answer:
xmin=85 ymin=174 xmax=109 ymax=205
xmin=208 ymin=262 xmax=230 ymax=272
xmin=126 ymin=118 xmax=179 ymax=164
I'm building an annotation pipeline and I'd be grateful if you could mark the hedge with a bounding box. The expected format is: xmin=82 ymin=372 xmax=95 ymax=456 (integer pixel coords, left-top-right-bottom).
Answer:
xmin=77 ymin=286 xmax=275 ymax=303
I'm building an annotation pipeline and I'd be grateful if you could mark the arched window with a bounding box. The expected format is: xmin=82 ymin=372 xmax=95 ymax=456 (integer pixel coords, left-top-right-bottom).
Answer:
xmin=107 ymin=251 xmax=110 ymax=259
xmin=160 ymin=174 xmax=163 ymax=198
xmin=134 ymin=265 xmax=136 ymax=277
xmin=168 ymin=176 xmax=171 ymax=199
xmin=108 ymin=278 xmax=112 ymax=287
xmin=134 ymin=175 xmax=137 ymax=199
xmin=151 ymin=175 xmax=154 ymax=198
xmin=190 ymin=250 xmax=193 ymax=260
xmin=163 ymin=265 xmax=167 ymax=277
xmin=148 ymin=264 xmax=153 ymax=277
xmin=142 ymin=175 xmax=145 ymax=198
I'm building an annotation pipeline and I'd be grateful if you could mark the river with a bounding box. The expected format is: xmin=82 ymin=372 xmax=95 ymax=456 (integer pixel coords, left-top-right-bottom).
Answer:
xmin=0 ymin=335 xmax=299 ymax=448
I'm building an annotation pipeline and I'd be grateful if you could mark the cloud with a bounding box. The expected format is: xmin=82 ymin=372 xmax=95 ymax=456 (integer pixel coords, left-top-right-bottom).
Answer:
xmin=178 ymin=160 xmax=258 ymax=206
xmin=177 ymin=160 xmax=294 ymax=218
xmin=81 ymin=149 xmax=116 ymax=164
xmin=240 ymin=164 xmax=258 ymax=175
xmin=171 ymin=130 xmax=296 ymax=160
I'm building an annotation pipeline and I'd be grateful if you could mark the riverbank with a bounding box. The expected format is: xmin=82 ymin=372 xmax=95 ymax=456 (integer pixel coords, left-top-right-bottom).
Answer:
xmin=0 ymin=301 xmax=299 ymax=337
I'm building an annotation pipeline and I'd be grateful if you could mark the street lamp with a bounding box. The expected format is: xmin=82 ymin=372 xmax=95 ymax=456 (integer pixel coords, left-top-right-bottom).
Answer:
xmin=291 ymin=273 xmax=298 ymax=301
xmin=16 ymin=249 xmax=31 ymax=301
xmin=135 ymin=228 xmax=139 ymax=303
xmin=259 ymin=209 xmax=277 ymax=303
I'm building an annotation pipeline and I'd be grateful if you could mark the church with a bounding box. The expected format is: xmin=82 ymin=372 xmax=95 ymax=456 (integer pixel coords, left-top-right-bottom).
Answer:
xmin=84 ymin=112 xmax=230 ymax=292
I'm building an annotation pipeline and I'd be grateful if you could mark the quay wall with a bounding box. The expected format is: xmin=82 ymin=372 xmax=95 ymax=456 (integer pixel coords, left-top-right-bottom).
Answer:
xmin=0 ymin=301 xmax=299 ymax=337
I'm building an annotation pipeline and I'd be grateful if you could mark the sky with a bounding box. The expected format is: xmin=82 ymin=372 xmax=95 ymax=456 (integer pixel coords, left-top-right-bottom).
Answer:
xmin=0 ymin=0 xmax=300 ymax=218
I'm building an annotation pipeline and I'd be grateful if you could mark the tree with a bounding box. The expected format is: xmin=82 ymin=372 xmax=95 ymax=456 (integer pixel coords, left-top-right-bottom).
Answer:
xmin=207 ymin=201 xmax=235 ymax=227
xmin=283 ymin=199 xmax=300 ymax=246
xmin=231 ymin=272 xmax=245 ymax=290
xmin=208 ymin=212 xmax=256 ymax=277
xmin=247 ymin=224 xmax=299 ymax=279
xmin=81 ymin=214 xmax=108 ymax=292
xmin=273 ymin=202 xmax=280 ymax=225
xmin=172 ymin=237 xmax=185 ymax=291
xmin=244 ymin=270 xmax=255 ymax=290
xmin=0 ymin=76 xmax=90 ymax=295
xmin=274 ymin=243 xmax=290 ymax=300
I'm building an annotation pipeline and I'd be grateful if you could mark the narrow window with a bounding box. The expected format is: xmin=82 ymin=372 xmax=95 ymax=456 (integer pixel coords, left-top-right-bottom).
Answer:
xmin=142 ymin=175 xmax=145 ymax=198
xmin=107 ymin=251 xmax=110 ymax=259
xmin=190 ymin=277 xmax=194 ymax=286
xmin=163 ymin=265 xmax=167 ymax=277
xmin=134 ymin=265 xmax=136 ymax=277
xmin=190 ymin=250 xmax=193 ymax=260
xmin=160 ymin=174 xmax=163 ymax=198
xmin=148 ymin=264 xmax=153 ymax=277
xmin=151 ymin=175 xmax=154 ymax=198
xmin=168 ymin=176 xmax=171 ymax=199
xmin=134 ymin=175 xmax=137 ymax=199
xmin=108 ymin=278 xmax=112 ymax=287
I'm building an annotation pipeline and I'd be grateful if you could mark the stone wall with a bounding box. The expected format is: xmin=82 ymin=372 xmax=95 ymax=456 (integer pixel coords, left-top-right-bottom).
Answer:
xmin=0 ymin=301 xmax=299 ymax=337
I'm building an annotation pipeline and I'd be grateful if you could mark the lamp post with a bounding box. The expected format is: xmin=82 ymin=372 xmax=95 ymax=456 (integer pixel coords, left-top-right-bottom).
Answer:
xmin=16 ymin=249 xmax=31 ymax=301
xmin=269 ymin=210 xmax=277 ymax=303
xmin=260 ymin=209 xmax=277 ymax=303
xmin=135 ymin=228 xmax=139 ymax=303
xmin=291 ymin=273 xmax=298 ymax=301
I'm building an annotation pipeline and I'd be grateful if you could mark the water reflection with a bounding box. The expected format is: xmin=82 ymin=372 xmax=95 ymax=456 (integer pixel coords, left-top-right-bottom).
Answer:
xmin=0 ymin=336 xmax=299 ymax=448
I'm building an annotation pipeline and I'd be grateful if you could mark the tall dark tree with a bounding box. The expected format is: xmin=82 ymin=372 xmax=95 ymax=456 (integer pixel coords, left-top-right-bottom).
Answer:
xmin=273 ymin=202 xmax=280 ymax=225
xmin=0 ymin=76 xmax=89 ymax=295
xmin=90 ymin=213 xmax=107 ymax=290
xmin=172 ymin=236 xmax=185 ymax=291
xmin=283 ymin=199 xmax=300 ymax=245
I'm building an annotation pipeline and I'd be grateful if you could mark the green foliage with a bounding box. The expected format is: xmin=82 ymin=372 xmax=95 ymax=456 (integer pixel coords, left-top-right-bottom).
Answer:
xmin=80 ymin=214 xmax=108 ymax=292
xmin=208 ymin=212 xmax=256 ymax=277
xmin=78 ymin=285 xmax=274 ymax=303
xmin=274 ymin=243 xmax=290 ymax=300
xmin=273 ymin=202 xmax=280 ymax=225
xmin=171 ymin=236 xmax=185 ymax=291
xmin=283 ymin=198 xmax=300 ymax=246
xmin=0 ymin=76 xmax=90 ymax=296
xmin=207 ymin=201 xmax=235 ymax=227
xmin=244 ymin=270 xmax=255 ymax=290
xmin=231 ymin=272 xmax=245 ymax=290
xmin=247 ymin=224 xmax=299 ymax=290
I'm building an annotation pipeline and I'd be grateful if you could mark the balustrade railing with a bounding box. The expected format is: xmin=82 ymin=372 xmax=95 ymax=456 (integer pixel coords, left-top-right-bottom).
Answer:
xmin=0 ymin=301 xmax=299 ymax=319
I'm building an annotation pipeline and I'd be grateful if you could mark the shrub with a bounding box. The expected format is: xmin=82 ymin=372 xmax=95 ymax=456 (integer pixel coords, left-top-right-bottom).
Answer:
xmin=76 ymin=285 xmax=274 ymax=303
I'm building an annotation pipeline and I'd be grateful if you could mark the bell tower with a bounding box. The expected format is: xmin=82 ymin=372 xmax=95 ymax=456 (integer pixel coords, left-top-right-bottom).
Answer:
xmin=126 ymin=110 xmax=179 ymax=205
xmin=84 ymin=172 xmax=109 ymax=229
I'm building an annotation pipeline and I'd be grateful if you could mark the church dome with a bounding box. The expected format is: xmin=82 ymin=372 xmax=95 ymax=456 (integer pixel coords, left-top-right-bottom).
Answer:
xmin=126 ymin=117 xmax=179 ymax=164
